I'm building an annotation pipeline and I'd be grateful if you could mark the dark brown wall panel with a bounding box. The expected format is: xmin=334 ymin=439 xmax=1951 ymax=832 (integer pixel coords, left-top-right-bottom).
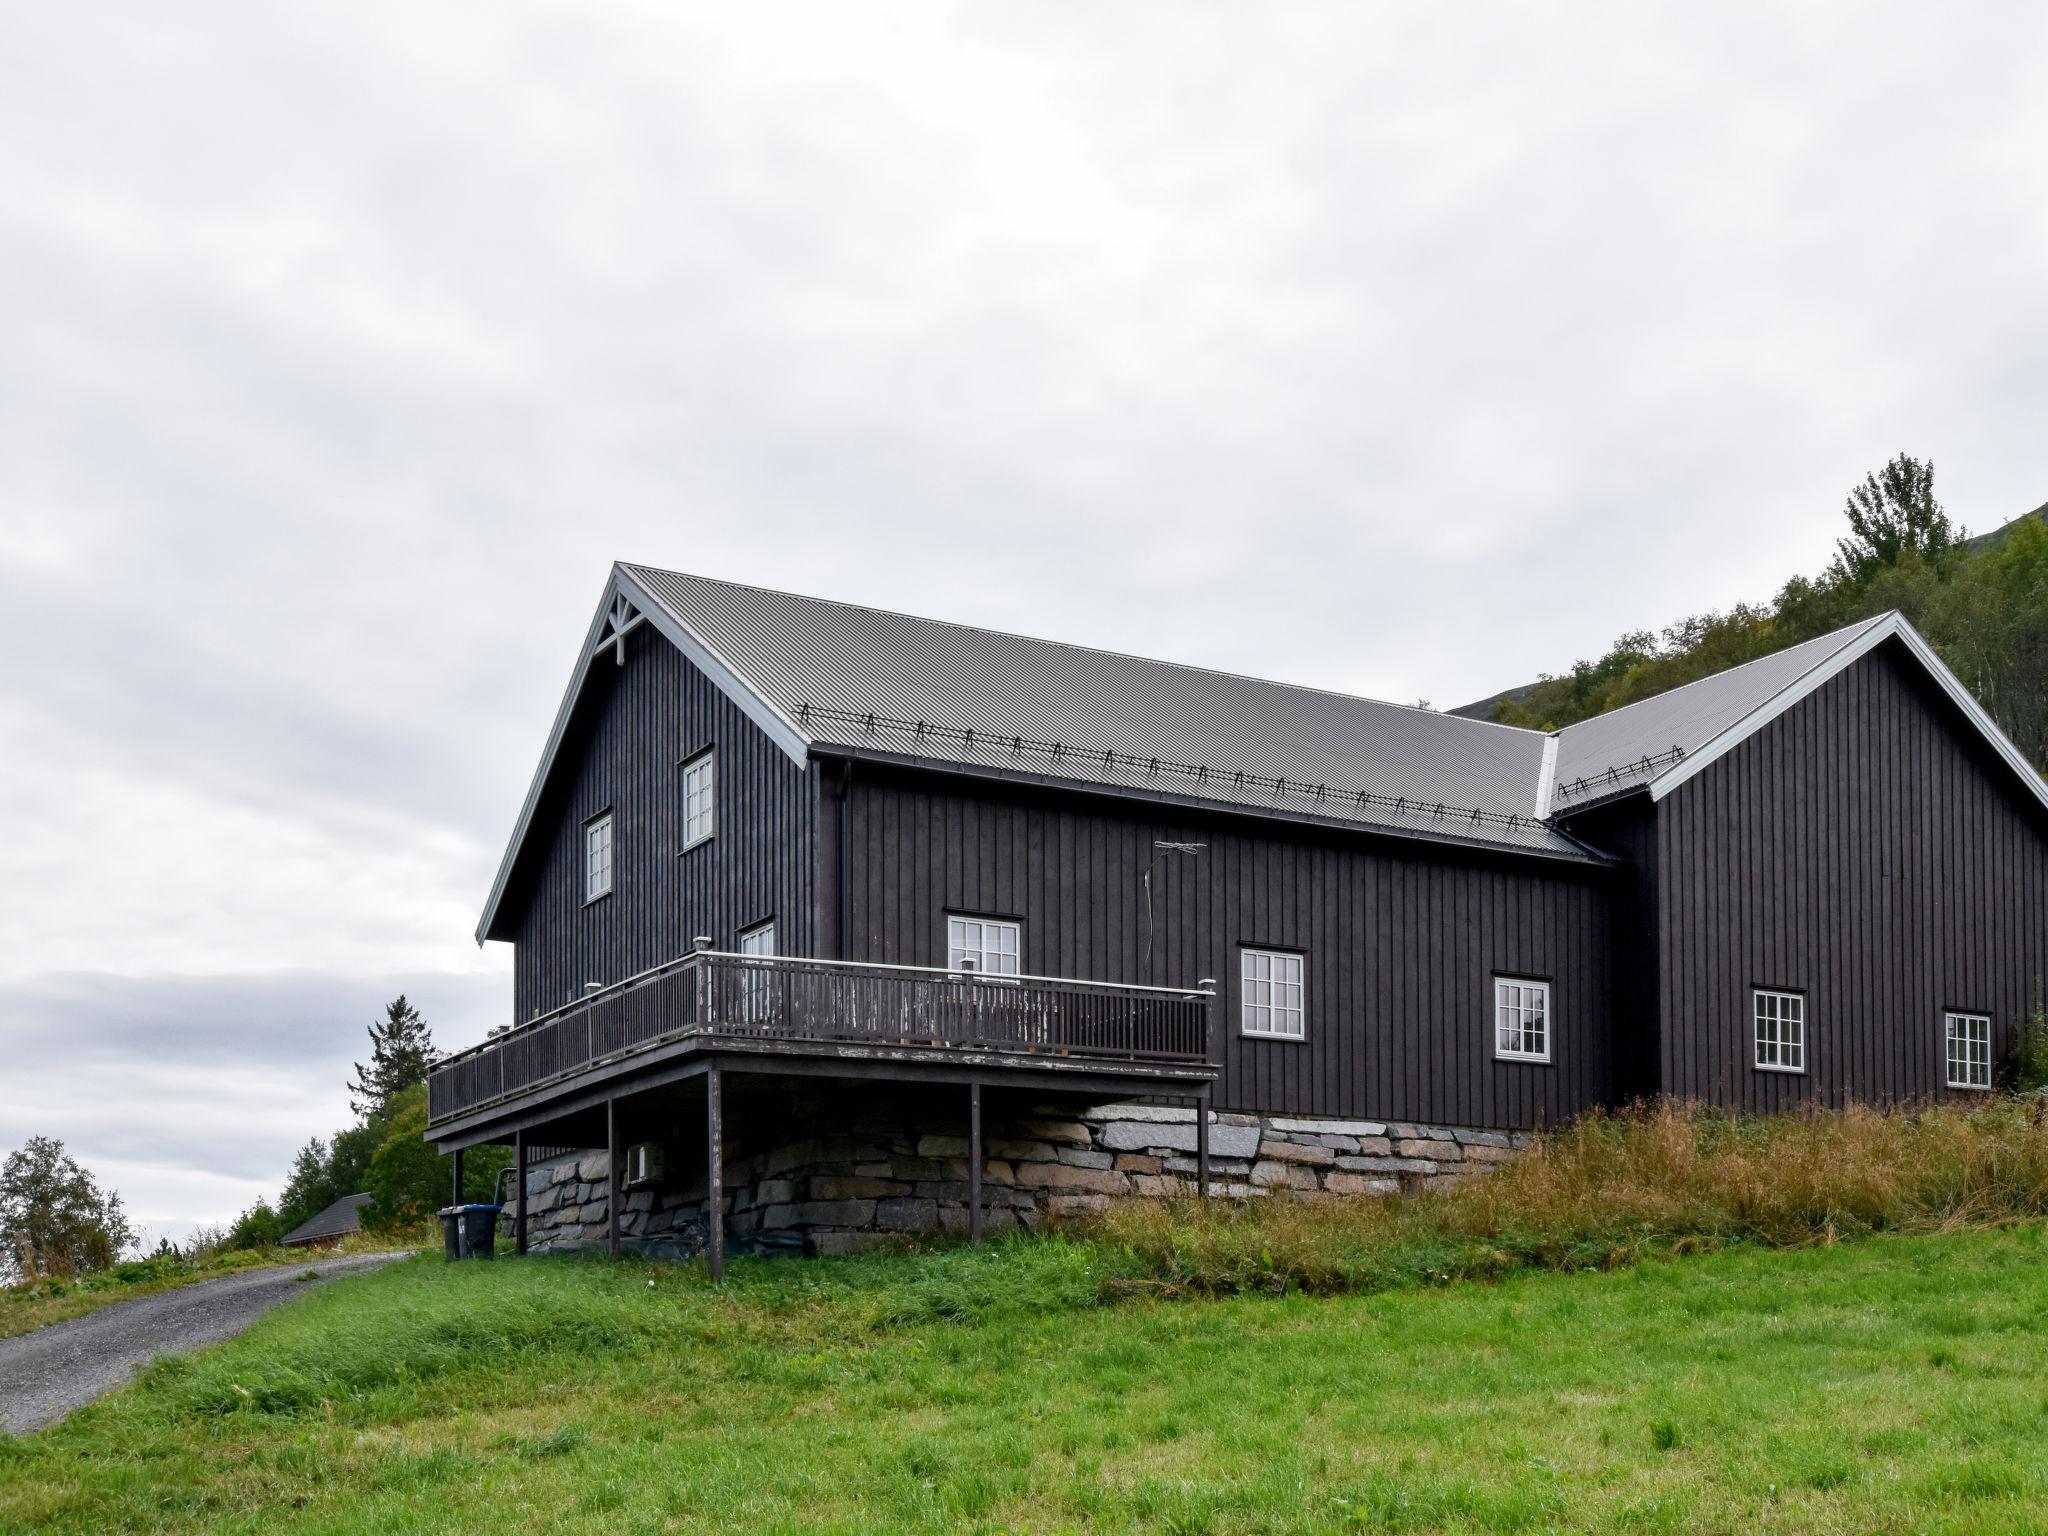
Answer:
xmin=503 ymin=629 xmax=816 ymax=1019
xmin=1656 ymin=639 xmax=2048 ymax=1109
xmin=836 ymin=765 xmax=1617 ymax=1128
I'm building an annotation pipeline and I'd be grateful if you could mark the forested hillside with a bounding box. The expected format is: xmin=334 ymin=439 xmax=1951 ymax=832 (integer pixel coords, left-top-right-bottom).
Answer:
xmin=1478 ymin=456 xmax=2048 ymax=770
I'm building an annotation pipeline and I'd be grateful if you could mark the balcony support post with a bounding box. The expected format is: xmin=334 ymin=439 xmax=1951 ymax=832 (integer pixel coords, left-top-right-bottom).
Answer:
xmin=513 ymin=1131 xmax=528 ymax=1255
xmin=606 ymin=1098 xmax=621 ymax=1261
xmin=450 ymin=1147 xmax=464 ymax=1207
xmin=968 ymin=1081 xmax=983 ymax=1245
xmin=706 ymin=1066 xmax=726 ymax=1283
xmin=1195 ymin=1095 xmax=1210 ymax=1200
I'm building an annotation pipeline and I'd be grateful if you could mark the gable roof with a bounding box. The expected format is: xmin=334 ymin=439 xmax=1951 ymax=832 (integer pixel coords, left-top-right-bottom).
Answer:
xmin=620 ymin=563 xmax=1586 ymax=853
xmin=1544 ymin=611 xmax=2048 ymax=819
xmin=281 ymin=1192 xmax=371 ymax=1246
xmin=475 ymin=566 xmax=1602 ymax=940
xmin=476 ymin=570 xmax=2048 ymax=944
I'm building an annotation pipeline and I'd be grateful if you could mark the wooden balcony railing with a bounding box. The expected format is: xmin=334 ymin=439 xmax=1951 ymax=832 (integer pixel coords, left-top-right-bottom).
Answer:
xmin=428 ymin=952 xmax=1214 ymax=1125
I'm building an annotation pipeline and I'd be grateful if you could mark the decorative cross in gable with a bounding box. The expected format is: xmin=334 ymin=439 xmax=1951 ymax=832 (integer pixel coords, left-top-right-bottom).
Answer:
xmin=596 ymin=594 xmax=645 ymax=666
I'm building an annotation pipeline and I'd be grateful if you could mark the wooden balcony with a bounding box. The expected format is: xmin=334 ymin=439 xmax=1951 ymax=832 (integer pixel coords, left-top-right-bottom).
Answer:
xmin=427 ymin=951 xmax=1215 ymax=1132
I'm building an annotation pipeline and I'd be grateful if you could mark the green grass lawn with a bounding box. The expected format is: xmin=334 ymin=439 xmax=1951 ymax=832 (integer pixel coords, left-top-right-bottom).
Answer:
xmin=4 ymin=1226 xmax=2046 ymax=1534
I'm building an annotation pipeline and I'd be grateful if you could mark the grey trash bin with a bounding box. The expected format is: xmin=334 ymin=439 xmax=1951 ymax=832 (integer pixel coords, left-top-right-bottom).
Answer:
xmin=440 ymin=1204 xmax=501 ymax=1260
xmin=459 ymin=1204 xmax=500 ymax=1260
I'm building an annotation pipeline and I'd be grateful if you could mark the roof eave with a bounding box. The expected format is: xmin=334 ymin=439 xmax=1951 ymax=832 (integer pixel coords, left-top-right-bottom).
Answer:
xmin=810 ymin=741 xmax=1617 ymax=867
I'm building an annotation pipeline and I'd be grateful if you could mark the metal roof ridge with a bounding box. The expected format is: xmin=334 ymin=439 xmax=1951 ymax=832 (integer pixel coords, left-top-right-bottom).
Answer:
xmin=619 ymin=561 xmax=1547 ymax=740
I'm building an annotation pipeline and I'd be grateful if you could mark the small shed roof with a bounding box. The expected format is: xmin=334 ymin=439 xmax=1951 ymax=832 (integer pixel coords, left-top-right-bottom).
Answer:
xmin=281 ymin=1192 xmax=372 ymax=1246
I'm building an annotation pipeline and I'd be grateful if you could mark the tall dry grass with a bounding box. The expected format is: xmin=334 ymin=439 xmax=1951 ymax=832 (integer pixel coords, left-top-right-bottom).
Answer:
xmin=1091 ymin=1097 xmax=2048 ymax=1296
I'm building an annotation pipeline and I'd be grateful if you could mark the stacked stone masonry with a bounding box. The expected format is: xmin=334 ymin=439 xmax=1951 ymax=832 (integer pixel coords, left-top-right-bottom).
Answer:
xmin=505 ymin=1100 xmax=1530 ymax=1257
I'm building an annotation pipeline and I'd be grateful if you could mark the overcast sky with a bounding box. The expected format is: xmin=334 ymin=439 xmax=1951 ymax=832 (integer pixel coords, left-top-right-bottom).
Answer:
xmin=4 ymin=4 xmax=2045 ymax=1244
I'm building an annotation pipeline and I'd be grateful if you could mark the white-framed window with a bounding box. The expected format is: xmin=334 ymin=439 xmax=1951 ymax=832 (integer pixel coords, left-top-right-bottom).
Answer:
xmin=947 ymin=914 xmax=1020 ymax=976
xmin=1946 ymin=1011 xmax=1992 ymax=1090
xmin=1241 ymin=947 xmax=1305 ymax=1040
xmin=1494 ymin=976 xmax=1551 ymax=1062
xmin=583 ymin=812 xmax=614 ymax=902
xmin=682 ymin=751 xmax=715 ymax=849
xmin=738 ymin=920 xmax=776 ymax=1022
xmin=1754 ymin=988 xmax=1806 ymax=1073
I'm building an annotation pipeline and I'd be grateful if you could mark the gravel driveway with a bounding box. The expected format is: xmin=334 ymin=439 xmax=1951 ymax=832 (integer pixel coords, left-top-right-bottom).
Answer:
xmin=0 ymin=1250 xmax=409 ymax=1435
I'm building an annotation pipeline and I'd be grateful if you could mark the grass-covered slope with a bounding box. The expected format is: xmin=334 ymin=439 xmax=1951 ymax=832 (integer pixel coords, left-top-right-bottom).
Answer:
xmin=7 ymin=1101 xmax=2048 ymax=1533
xmin=3 ymin=1226 xmax=2046 ymax=1534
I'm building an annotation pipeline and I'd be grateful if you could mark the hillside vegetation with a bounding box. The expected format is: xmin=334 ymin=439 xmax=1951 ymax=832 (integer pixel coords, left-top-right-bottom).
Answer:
xmin=1490 ymin=459 xmax=2048 ymax=768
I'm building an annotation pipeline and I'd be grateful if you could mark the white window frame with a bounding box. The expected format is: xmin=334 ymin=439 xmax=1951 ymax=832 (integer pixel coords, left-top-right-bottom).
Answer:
xmin=1753 ymin=988 xmax=1806 ymax=1074
xmin=737 ymin=920 xmax=777 ymax=1022
xmin=1945 ymin=1011 xmax=1992 ymax=1090
xmin=1240 ymin=946 xmax=1306 ymax=1041
xmin=682 ymin=751 xmax=716 ymax=850
xmin=583 ymin=811 xmax=614 ymax=903
xmin=1493 ymin=975 xmax=1551 ymax=1063
xmin=946 ymin=914 xmax=1020 ymax=977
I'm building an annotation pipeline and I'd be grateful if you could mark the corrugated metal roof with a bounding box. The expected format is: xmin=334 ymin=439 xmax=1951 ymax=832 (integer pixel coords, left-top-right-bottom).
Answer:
xmin=621 ymin=565 xmax=1591 ymax=859
xmin=281 ymin=1192 xmax=371 ymax=1246
xmin=1548 ymin=616 xmax=1891 ymax=807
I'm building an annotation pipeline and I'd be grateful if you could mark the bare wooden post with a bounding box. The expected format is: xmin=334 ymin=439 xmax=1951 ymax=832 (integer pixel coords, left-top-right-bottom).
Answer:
xmin=513 ymin=1130 xmax=528 ymax=1256
xmin=1195 ymin=1096 xmax=1210 ymax=1199
xmin=451 ymin=1146 xmax=464 ymax=1207
xmin=968 ymin=1081 xmax=983 ymax=1244
xmin=706 ymin=1066 xmax=725 ymax=1283
xmin=606 ymin=1099 xmax=621 ymax=1261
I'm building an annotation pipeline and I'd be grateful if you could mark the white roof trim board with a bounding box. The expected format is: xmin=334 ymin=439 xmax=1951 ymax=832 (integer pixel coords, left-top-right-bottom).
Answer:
xmin=1643 ymin=612 xmax=2048 ymax=813
xmin=476 ymin=568 xmax=2048 ymax=944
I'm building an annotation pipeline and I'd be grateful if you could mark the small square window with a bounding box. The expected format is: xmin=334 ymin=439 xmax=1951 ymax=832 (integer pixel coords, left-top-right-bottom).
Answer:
xmin=1241 ymin=947 xmax=1305 ymax=1040
xmin=947 ymin=914 xmax=1020 ymax=976
xmin=682 ymin=752 xmax=716 ymax=849
xmin=1754 ymin=989 xmax=1806 ymax=1073
xmin=1494 ymin=976 xmax=1550 ymax=1062
xmin=584 ymin=813 xmax=614 ymax=903
xmin=1946 ymin=1012 xmax=1992 ymax=1090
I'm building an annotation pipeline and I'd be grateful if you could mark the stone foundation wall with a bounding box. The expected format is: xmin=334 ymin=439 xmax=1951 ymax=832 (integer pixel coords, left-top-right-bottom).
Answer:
xmin=505 ymin=1095 xmax=1530 ymax=1258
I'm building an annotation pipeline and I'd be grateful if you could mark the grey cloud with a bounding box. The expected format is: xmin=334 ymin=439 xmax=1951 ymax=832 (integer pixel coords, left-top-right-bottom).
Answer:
xmin=2 ymin=3 xmax=2045 ymax=1231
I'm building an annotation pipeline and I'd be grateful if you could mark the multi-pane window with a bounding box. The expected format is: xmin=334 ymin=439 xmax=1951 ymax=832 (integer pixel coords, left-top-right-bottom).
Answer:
xmin=583 ymin=812 xmax=614 ymax=902
xmin=738 ymin=921 xmax=776 ymax=1022
xmin=1241 ymin=947 xmax=1305 ymax=1040
xmin=1946 ymin=1012 xmax=1992 ymax=1089
xmin=947 ymin=915 xmax=1020 ymax=976
xmin=1754 ymin=989 xmax=1806 ymax=1073
xmin=682 ymin=752 xmax=716 ymax=848
xmin=1494 ymin=976 xmax=1551 ymax=1062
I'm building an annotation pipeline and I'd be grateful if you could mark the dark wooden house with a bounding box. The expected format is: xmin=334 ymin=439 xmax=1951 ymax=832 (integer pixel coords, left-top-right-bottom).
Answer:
xmin=428 ymin=567 xmax=2048 ymax=1266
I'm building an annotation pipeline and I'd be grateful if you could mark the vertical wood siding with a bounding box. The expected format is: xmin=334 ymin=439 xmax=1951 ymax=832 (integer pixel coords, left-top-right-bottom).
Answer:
xmin=1563 ymin=798 xmax=1662 ymax=1102
xmin=1654 ymin=640 xmax=2048 ymax=1109
xmin=501 ymin=629 xmax=816 ymax=1020
xmin=836 ymin=766 xmax=1617 ymax=1128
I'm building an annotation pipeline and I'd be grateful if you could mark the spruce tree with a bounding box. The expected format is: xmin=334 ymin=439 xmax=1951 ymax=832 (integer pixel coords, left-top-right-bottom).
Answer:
xmin=348 ymin=996 xmax=437 ymax=1120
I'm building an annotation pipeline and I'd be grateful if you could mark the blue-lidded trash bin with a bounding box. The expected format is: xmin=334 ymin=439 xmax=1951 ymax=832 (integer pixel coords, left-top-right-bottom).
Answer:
xmin=439 ymin=1204 xmax=501 ymax=1260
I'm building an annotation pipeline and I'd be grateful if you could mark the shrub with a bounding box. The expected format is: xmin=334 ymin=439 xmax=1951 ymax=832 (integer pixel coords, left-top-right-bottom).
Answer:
xmin=2014 ymin=980 xmax=2048 ymax=1093
xmin=227 ymin=1203 xmax=283 ymax=1251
